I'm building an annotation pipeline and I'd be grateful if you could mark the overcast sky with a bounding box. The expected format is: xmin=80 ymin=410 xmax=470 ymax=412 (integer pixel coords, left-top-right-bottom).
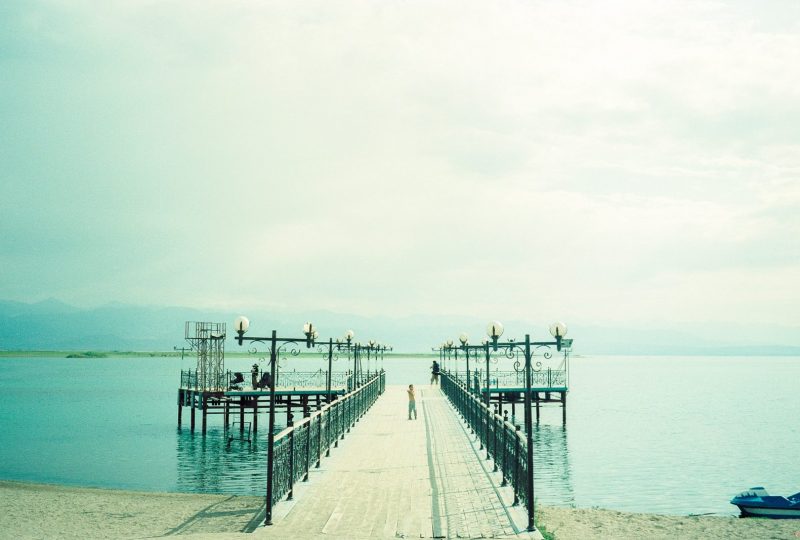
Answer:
xmin=1 ymin=0 xmax=799 ymax=333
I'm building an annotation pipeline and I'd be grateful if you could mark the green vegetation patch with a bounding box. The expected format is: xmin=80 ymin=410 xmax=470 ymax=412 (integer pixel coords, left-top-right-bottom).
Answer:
xmin=65 ymin=351 xmax=109 ymax=358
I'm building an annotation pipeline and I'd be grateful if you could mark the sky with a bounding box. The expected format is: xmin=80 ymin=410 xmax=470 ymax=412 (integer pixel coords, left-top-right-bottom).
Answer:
xmin=1 ymin=0 xmax=799 ymax=337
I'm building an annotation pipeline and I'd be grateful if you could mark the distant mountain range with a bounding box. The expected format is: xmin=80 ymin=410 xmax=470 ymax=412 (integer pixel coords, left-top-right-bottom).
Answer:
xmin=1 ymin=298 xmax=799 ymax=355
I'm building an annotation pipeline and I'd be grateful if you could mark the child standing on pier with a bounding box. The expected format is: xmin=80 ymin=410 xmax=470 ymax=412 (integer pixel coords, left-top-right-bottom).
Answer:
xmin=407 ymin=384 xmax=417 ymax=420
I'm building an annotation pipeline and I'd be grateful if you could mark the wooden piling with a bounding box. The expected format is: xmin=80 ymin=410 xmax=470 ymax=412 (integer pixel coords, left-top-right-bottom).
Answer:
xmin=252 ymin=398 xmax=258 ymax=432
xmin=201 ymin=395 xmax=207 ymax=434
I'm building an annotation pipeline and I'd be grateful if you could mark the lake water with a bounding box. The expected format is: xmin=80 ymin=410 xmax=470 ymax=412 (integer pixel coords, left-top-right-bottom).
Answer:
xmin=0 ymin=354 xmax=797 ymax=516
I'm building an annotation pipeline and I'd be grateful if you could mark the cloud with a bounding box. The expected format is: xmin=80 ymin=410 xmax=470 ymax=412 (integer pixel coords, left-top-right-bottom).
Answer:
xmin=1 ymin=0 xmax=798 ymax=330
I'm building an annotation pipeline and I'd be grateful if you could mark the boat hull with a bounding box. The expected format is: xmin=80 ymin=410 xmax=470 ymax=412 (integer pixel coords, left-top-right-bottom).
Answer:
xmin=736 ymin=505 xmax=800 ymax=519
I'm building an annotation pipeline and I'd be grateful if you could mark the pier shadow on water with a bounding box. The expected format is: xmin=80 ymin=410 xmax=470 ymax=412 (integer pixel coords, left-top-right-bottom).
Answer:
xmin=176 ymin=427 xmax=269 ymax=496
xmin=175 ymin=413 xmax=291 ymax=497
xmin=508 ymin=414 xmax=576 ymax=508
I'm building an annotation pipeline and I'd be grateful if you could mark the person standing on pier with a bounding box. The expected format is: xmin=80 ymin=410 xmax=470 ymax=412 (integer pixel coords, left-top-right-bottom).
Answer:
xmin=407 ymin=384 xmax=417 ymax=420
xmin=430 ymin=360 xmax=440 ymax=385
xmin=251 ymin=364 xmax=259 ymax=390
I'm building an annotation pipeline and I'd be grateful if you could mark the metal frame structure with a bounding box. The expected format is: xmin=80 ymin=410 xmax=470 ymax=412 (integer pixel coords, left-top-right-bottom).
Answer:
xmin=184 ymin=321 xmax=226 ymax=391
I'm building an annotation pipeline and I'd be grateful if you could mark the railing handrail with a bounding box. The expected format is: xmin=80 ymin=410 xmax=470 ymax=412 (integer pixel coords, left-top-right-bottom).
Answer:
xmin=267 ymin=370 xmax=385 ymax=512
xmin=179 ymin=368 xmax=356 ymax=391
xmin=273 ymin=373 xmax=377 ymax=442
xmin=440 ymin=371 xmax=532 ymax=520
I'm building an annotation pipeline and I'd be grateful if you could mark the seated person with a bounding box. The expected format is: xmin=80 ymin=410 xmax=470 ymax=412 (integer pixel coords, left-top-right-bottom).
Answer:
xmin=229 ymin=372 xmax=245 ymax=389
xmin=258 ymin=371 xmax=273 ymax=389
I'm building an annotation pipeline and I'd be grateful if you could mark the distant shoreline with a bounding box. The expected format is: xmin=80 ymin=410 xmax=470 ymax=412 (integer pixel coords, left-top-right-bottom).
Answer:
xmin=0 ymin=350 xmax=438 ymax=359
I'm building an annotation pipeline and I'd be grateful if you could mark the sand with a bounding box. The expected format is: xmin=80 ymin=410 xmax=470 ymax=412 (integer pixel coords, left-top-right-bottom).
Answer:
xmin=1 ymin=480 xmax=798 ymax=539
xmin=0 ymin=481 xmax=262 ymax=540
xmin=537 ymin=505 xmax=799 ymax=540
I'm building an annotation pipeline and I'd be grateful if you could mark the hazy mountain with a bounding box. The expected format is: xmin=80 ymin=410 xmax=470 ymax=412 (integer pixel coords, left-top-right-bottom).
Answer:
xmin=0 ymin=299 xmax=798 ymax=355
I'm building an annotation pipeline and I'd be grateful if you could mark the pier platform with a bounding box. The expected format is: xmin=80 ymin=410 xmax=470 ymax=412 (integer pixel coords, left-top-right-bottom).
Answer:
xmin=258 ymin=384 xmax=539 ymax=539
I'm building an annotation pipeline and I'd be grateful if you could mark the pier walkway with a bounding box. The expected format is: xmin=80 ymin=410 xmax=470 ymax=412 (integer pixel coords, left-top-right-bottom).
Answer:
xmin=258 ymin=384 xmax=538 ymax=539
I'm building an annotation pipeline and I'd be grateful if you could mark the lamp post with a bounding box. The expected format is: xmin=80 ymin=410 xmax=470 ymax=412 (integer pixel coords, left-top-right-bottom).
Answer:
xmin=457 ymin=334 xmax=488 ymax=394
xmin=445 ymin=340 xmax=454 ymax=373
xmin=377 ymin=343 xmax=391 ymax=371
xmin=233 ymin=316 xmax=316 ymax=526
xmin=334 ymin=330 xmax=359 ymax=390
xmin=320 ymin=334 xmax=345 ymax=404
xmin=173 ymin=345 xmax=189 ymax=361
xmin=367 ymin=340 xmax=378 ymax=376
xmin=450 ymin=341 xmax=459 ymax=380
xmin=458 ymin=333 xmax=469 ymax=387
xmin=485 ymin=320 xmax=570 ymax=533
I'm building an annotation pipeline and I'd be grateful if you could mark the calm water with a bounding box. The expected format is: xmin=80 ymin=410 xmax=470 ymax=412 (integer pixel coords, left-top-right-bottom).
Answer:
xmin=0 ymin=354 xmax=798 ymax=516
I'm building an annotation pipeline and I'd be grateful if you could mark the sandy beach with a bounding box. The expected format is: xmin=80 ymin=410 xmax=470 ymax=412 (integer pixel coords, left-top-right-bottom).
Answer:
xmin=1 ymin=481 xmax=798 ymax=539
xmin=537 ymin=505 xmax=799 ymax=540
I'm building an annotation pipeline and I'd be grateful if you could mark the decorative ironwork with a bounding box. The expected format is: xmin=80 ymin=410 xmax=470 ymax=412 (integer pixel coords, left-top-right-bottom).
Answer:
xmin=444 ymin=327 xmax=574 ymax=533
xmin=230 ymin=318 xmax=389 ymax=527
xmin=315 ymin=343 xmax=341 ymax=363
xmin=267 ymin=372 xmax=385 ymax=511
xmin=221 ymin=369 xmax=353 ymax=390
xmin=489 ymin=369 xmax=567 ymax=389
xmin=440 ymin=372 xmax=531 ymax=512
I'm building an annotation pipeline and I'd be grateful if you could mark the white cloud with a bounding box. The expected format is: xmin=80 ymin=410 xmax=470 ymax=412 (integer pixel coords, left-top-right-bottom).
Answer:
xmin=1 ymin=0 xmax=798 ymax=330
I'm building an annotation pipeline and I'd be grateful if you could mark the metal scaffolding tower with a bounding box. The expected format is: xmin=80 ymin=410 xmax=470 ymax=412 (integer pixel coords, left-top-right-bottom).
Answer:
xmin=184 ymin=321 xmax=226 ymax=391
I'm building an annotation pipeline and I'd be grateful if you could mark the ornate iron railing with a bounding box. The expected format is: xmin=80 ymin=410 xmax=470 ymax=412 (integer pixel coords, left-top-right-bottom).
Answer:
xmin=267 ymin=370 xmax=385 ymax=509
xmin=180 ymin=369 xmax=354 ymax=391
xmin=448 ymin=368 xmax=567 ymax=393
xmin=181 ymin=369 xmax=227 ymax=391
xmin=488 ymin=369 xmax=567 ymax=389
xmin=440 ymin=372 xmax=531 ymax=513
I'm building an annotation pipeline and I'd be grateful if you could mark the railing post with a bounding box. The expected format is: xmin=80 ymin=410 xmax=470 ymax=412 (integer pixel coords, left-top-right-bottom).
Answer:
xmin=472 ymin=394 xmax=477 ymax=437
xmin=347 ymin=388 xmax=353 ymax=430
xmin=287 ymin=430 xmax=295 ymax=500
xmin=336 ymin=399 xmax=342 ymax=444
xmin=316 ymin=414 xmax=322 ymax=468
xmin=513 ymin=425 xmax=521 ymax=506
xmin=325 ymin=407 xmax=332 ymax=456
xmin=501 ymin=411 xmax=509 ymax=486
xmin=304 ymin=423 xmax=311 ymax=482
xmin=485 ymin=407 xmax=491 ymax=459
xmin=492 ymin=413 xmax=499 ymax=469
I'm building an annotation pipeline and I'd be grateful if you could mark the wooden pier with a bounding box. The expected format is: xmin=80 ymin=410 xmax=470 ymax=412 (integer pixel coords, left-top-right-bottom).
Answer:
xmin=256 ymin=384 xmax=540 ymax=539
xmin=178 ymin=387 xmax=347 ymax=434
xmin=177 ymin=370 xmax=353 ymax=434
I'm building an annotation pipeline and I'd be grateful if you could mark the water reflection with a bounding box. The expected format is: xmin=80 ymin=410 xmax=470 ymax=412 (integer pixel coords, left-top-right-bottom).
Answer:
xmin=507 ymin=415 xmax=575 ymax=507
xmin=532 ymin=423 xmax=575 ymax=507
xmin=176 ymin=426 xmax=271 ymax=496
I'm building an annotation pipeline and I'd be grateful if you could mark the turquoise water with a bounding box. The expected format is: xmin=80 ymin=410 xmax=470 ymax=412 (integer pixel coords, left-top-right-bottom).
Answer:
xmin=0 ymin=354 xmax=797 ymax=516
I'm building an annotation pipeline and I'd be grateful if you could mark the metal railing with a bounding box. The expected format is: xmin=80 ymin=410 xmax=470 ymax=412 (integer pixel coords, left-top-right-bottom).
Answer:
xmin=449 ymin=368 xmax=567 ymax=393
xmin=488 ymin=369 xmax=567 ymax=389
xmin=440 ymin=371 xmax=531 ymax=515
xmin=179 ymin=369 xmax=355 ymax=392
xmin=267 ymin=370 xmax=385 ymax=511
